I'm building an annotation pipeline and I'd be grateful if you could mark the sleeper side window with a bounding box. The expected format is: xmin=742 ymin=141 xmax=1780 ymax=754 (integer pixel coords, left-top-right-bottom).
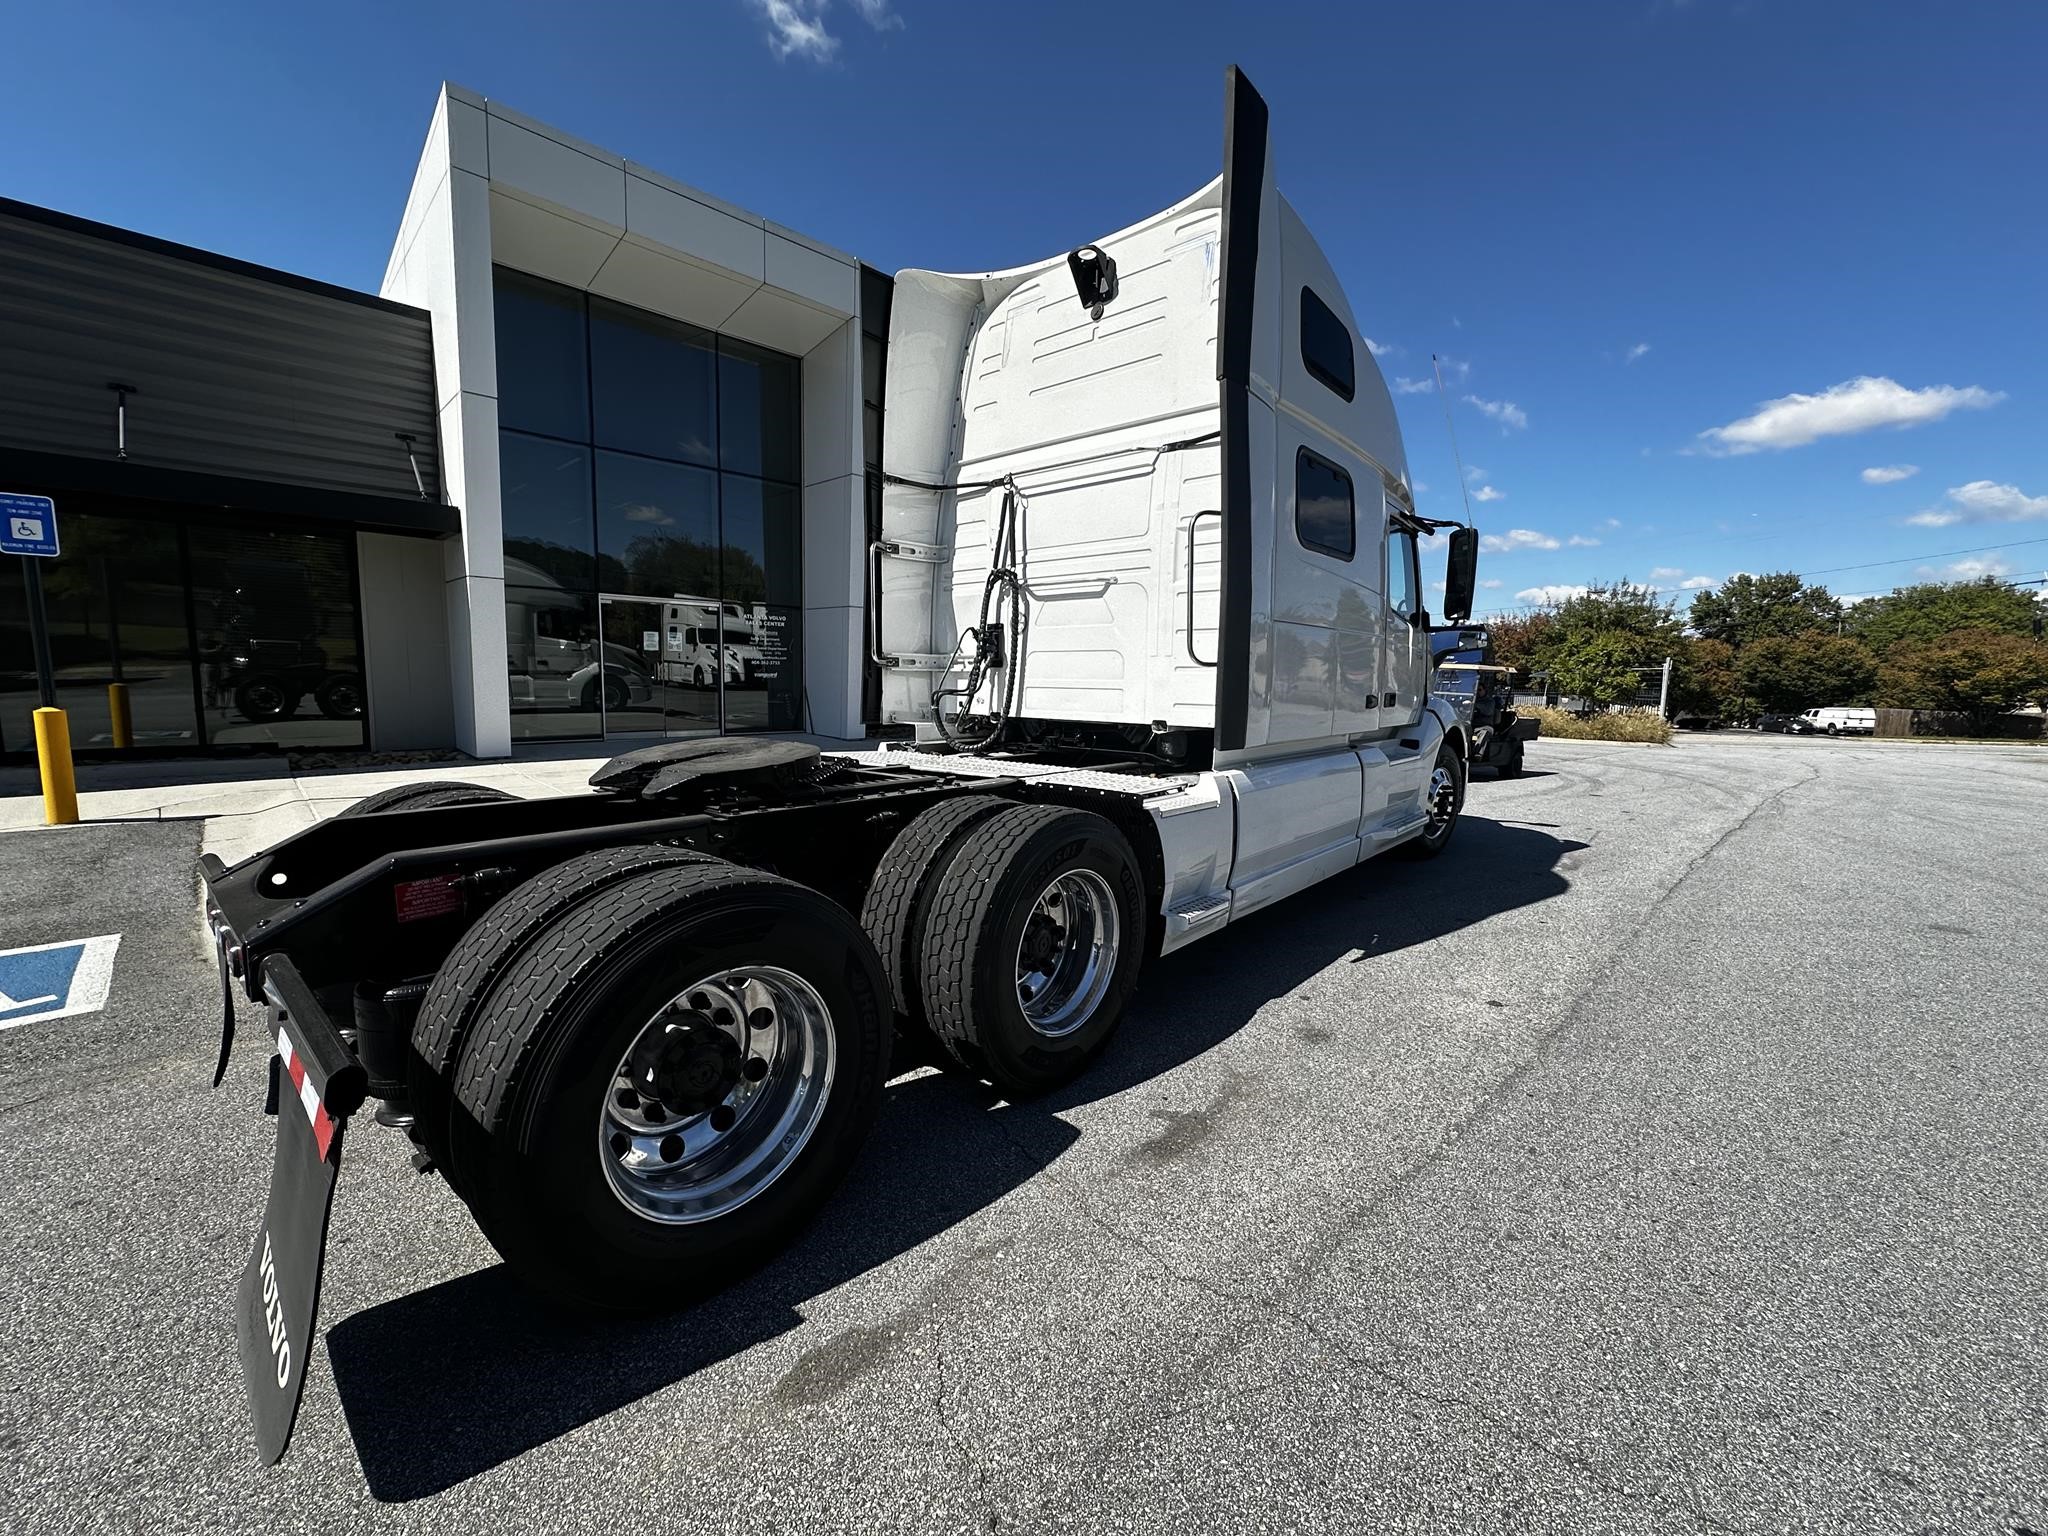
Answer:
xmin=1300 ymin=287 xmax=1356 ymax=402
xmin=1295 ymin=448 xmax=1355 ymax=561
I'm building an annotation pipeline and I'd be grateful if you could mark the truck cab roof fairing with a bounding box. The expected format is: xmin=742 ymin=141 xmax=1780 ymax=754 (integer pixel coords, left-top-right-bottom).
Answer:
xmin=1215 ymin=64 xmax=1270 ymax=755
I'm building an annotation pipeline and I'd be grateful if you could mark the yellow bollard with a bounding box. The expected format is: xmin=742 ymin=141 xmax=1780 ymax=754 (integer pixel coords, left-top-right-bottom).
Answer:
xmin=107 ymin=682 xmax=133 ymax=749
xmin=34 ymin=707 xmax=78 ymax=826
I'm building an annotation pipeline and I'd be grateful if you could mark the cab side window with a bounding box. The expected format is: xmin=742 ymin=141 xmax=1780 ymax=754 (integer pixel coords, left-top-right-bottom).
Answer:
xmin=1387 ymin=527 xmax=1420 ymax=619
xmin=1295 ymin=447 xmax=1354 ymax=560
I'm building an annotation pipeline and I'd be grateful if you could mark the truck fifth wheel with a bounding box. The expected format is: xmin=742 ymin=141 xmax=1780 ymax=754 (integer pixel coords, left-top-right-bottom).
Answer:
xmin=201 ymin=66 xmax=1490 ymax=1464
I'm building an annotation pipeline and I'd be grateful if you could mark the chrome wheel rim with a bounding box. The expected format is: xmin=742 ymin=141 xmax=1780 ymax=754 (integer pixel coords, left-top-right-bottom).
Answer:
xmin=1424 ymin=764 xmax=1458 ymax=840
xmin=598 ymin=965 xmax=835 ymax=1225
xmin=1015 ymin=869 xmax=1120 ymax=1039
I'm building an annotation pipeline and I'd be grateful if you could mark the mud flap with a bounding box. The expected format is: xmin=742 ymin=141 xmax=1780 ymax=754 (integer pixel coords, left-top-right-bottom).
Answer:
xmin=233 ymin=956 xmax=365 ymax=1465
xmin=237 ymin=1095 xmax=346 ymax=1464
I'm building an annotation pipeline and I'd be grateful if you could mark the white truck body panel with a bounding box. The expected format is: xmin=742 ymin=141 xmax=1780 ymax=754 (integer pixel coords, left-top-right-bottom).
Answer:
xmin=868 ymin=68 xmax=1465 ymax=952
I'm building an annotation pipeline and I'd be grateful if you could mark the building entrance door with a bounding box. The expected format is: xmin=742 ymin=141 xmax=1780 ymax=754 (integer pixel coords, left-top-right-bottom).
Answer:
xmin=596 ymin=595 xmax=715 ymax=738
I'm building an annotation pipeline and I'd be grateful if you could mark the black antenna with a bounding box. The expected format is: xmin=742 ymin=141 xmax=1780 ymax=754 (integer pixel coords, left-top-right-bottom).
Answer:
xmin=1432 ymin=354 xmax=1473 ymax=528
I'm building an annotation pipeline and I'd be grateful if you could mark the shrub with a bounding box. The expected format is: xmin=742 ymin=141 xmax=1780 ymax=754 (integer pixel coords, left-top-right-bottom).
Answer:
xmin=1524 ymin=706 xmax=1674 ymax=744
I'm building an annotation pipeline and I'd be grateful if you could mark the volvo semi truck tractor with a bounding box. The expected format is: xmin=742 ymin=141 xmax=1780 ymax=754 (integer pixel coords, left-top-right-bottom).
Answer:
xmin=201 ymin=67 xmax=1487 ymax=1462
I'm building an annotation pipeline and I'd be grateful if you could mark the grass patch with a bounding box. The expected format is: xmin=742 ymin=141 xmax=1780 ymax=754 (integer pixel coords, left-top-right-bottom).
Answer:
xmin=1526 ymin=707 xmax=1674 ymax=745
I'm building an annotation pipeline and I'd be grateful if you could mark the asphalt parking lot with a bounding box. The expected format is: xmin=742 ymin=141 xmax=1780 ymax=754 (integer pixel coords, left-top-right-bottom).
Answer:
xmin=3 ymin=734 xmax=2046 ymax=1534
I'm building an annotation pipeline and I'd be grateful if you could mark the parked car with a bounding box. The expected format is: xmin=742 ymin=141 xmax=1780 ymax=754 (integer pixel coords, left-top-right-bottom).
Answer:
xmin=1755 ymin=713 xmax=1794 ymax=733
xmin=1794 ymin=706 xmax=1876 ymax=736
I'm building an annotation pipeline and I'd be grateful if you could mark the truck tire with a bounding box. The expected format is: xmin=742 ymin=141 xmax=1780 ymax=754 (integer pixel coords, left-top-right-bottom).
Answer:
xmin=1400 ymin=740 xmax=1465 ymax=859
xmin=859 ymin=794 xmax=1012 ymax=1050
xmin=314 ymin=672 xmax=365 ymax=720
xmin=338 ymin=780 xmax=517 ymax=818
xmin=1498 ymin=739 xmax=1525 ymax=779
xmin=233 ymin=675 xmax=296 ymax=722
xmin=917 ymin=805 xmax=1143 ymax=1098
xmin=446 ymin=861 xmax=889 ymax=1310
xmin=406 ymin=843 xmax=722 ymax=1186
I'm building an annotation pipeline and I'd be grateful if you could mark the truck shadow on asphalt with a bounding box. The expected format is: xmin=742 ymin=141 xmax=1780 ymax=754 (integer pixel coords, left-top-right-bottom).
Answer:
xmin=325 ymin=813 xmax=1583 ymax=1501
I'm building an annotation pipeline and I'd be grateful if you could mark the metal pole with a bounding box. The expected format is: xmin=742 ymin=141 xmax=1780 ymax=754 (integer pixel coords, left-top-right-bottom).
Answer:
xmin=23 ymin=557 xmax=57 ymax=708
xmin=1658 ymin=655 xmax=1672 ymax=718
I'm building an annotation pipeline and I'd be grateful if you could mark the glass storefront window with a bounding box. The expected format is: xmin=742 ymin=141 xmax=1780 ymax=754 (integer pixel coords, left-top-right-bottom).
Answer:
xmin=590 ymin=298 xmax=718 ymax=467
xmin=717 ymin=338 xmax=800 ymax=484
xmin=501 ymin=433 xmax=596 ymax=589
xmin=595 ymin=451 xmax=718 ymax=597
xmin=2 ymin=513 xmax=198 ymax=754
xmin=494 ymin=267 xmax=805 ymax=739
xmin=494 ymin=270 xmax=589 ymax=441
xmin=188 ymin=523 xmax=364 ymax=749
xmin=504 ymin=583 xmax=601 ymax=740
xmin=718 ymin=475 xmax=801 ymax=608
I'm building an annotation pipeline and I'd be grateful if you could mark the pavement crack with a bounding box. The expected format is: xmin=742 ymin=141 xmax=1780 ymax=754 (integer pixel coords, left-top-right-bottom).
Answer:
xmin=932 ymin=1338 xmax=1003 ymax=1533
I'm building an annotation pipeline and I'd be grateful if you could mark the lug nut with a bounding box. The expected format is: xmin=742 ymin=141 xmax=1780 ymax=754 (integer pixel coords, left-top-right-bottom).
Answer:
xmin=639 ymin=1096 xmax=666 ymax=1119
xmin=744 ymin=1057 xmax=768 ymax=1082
xmin=747 ymin=1007 xmax=774 ymax=1031
xmin=710 ymin=1104 xmax=736 ymax=1132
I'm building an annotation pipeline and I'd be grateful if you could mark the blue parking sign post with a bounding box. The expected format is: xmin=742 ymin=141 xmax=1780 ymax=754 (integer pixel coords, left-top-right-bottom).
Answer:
xmin=2 ymin=492 xmax=61 ymax=708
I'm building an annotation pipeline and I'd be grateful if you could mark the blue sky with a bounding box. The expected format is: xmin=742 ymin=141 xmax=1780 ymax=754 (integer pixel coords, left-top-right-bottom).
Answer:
xmin=4 ymin=0 xmax=2043 ymax=616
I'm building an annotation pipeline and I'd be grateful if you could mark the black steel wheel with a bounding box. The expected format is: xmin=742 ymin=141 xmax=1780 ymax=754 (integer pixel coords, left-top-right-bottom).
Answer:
xmin=917 ymin=805 xmax=1143 ymax=1098
xmin=446 ymin=861 xmax=889 ymax=1310
xmin=337 ymin=780 xmax=517 ymax=818
xmin=1400 ymin=739 xmax=1465 ymax=859
xmin=232 ymin=675 xmax=296 ymax=722
xmin=1498 ymin=739 xmax=1525 ymax=779
xmin=315 ymin=673 xmax=365 ymax=720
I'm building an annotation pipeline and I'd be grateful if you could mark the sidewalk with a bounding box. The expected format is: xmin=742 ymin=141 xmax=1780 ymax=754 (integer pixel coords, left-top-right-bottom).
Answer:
xmin=0 ymin=735 xmax=869 ymax=865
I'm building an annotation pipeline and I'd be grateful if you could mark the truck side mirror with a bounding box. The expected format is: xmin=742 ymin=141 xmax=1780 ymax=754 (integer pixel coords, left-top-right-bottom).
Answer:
xmin=1443 ymin=527 xmax=1479 ymax=623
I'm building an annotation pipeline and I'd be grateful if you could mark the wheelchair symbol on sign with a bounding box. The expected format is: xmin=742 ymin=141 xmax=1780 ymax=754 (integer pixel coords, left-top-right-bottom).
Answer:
xmin=8 ymin=516 xmax=39 ymax=542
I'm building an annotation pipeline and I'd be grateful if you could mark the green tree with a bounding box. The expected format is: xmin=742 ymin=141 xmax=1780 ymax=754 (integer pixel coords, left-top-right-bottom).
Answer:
xmin=1532 ymin=581 xmax=1684 ymax=671
xmin=1875 ymin=628 xmax=2048 ymax=731
xmin=1671 ymin=637 xmax=1747 ymax=720
xmin=1547 ymin=630 xmax=1645 ymax=709
xmin=1485 ymin=610 xmax=1555 ymax=680
xmin=1847 ymin=577 xmax=2039 ymax=657
xmin=1734 ymin=634 xmax=1878 ymax=714
xmin=1687 ymin=572 xmax=1843 ymax=648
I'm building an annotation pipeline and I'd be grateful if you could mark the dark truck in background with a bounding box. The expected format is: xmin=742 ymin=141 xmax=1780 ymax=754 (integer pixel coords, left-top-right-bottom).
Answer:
xmin=1431 ymin=626 xmax=1539 ymax=778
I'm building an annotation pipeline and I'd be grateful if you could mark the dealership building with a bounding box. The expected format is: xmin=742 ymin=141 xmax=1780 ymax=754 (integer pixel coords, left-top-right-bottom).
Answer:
xmin=0 ymin=84 xmax=887 ymax=759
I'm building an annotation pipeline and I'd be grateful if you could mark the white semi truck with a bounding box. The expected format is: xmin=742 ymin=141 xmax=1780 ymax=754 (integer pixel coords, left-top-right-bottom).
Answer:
xmin=200 ymin=68 xmax=1486 ymax=1464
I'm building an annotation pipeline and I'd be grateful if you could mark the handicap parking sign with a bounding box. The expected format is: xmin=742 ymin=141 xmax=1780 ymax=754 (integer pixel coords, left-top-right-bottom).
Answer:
xmin=0 ymin=935 xmax=121 ymax=1028
xmin=0 ymin=492 xmax=60 ymax=557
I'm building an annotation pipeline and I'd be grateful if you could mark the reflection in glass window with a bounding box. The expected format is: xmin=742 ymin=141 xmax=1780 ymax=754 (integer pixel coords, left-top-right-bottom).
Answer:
xmin=1387 ymin=528 xmax=1420 ymax=617
xmin=718 ymin=605 xmax=803 ymax=733
xmin=188 ymin=523 xmax=364 ymax=748
xmin=595 ymin=452 xmax=718 ymax=598
xmin=719 ymin=475 xmax=801 ymax=607
xmin=1300 ymin=287 xmax=1355 ymax=402
xmin=718 ymin=338 xmax=800 ymax=484
xmin=494 ymin=270 xmax=589 ymax=441
xmin=1295 ymin=447 xmax=1355 ymax=561
xmin=501 ymin=433 xmax=595 ymax=588
xmin=590 ymin=299 xmax=717 ymax=466
xmin=504 ymin=583 xmax=601 ymax=739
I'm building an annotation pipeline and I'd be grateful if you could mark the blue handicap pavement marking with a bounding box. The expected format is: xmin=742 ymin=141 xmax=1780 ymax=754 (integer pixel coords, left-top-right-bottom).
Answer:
xmin=0 ymin=935 xmax=122 ymax=1029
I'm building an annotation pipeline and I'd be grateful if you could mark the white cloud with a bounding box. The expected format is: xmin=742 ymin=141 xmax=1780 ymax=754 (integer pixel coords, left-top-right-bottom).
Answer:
xmin=1435 ymin=356 xmax=1471 ymax=384
xmin=1861 ymin=464 xmax=1919 ymax=485
xmin=847 ymin=0 xmax=903 ymax=28
xmin=1412 ymin=480 xmax=1429 ymax=495
xmin=1695 ymin=376 xmax=2003 ymax=455
xmin=1481 ymin=528 xmax=1561 ymax=553
xmin=1917 ymin=556 xmax=2013 ymax=581
xmin=1604 ymin=517 xmax=1622 ymax=529
xmin=1625 ymin=342 xmax=1651 ymax=364
xmin=1464 ymin=394 xmax=1530 ymax=431
xmin=1391 ymin=376 xmax=1436 ymax=395
xmin=1649 ymin=566 xmax=1686 ymax=581
xmin=1679 ymin=575 xmax=1717 ymax=590
xmin=1479 ymin=578 xmax=1503 ymax=589
xmin=1472 ymin=485 xmax=1506 ymax=503
xmin=1515 ymin=584 xmax=1589 ymax=606
xmin=1419 ymin=530 xmax=1448 ymax=552
xmin=1905 ymin=480 xmax=2048 ymax=528
xmin=748 ymin=0 xmax=898 ymax=60
xmin=1364 ymin=336 xmax=1394 ymax=357
xmin=1566 ymin=534 xmax=1600 ymax=547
